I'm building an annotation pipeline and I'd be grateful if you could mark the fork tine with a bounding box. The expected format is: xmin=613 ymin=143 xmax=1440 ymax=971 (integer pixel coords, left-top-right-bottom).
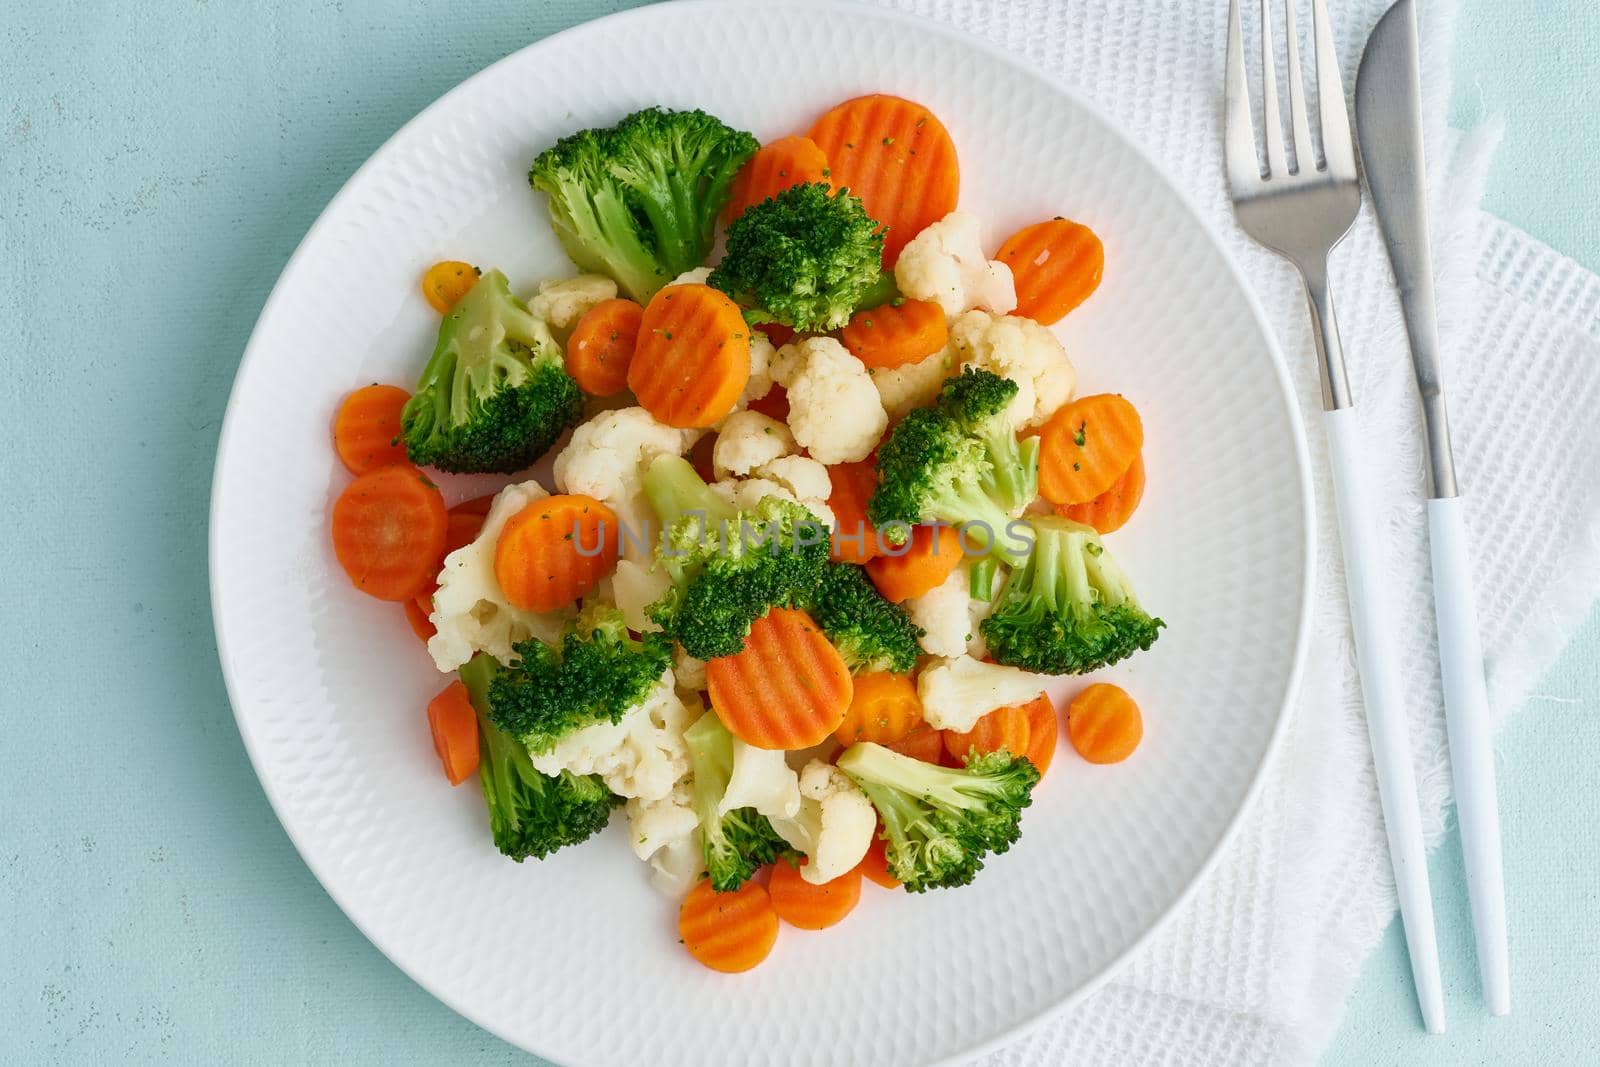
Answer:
xmin=1283 ymin=0 xmax=1315 ymax=172
xmin=1223 ymin=0 xmax=1262 ymax=186
xmin=1258 ymin=0 xmax=1288 ymax=177
xmin=1312 ymin=0 xmax=1356 ymax=176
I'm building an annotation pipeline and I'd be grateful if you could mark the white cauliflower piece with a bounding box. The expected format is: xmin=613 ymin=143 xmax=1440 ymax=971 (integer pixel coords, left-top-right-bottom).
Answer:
xmin=426 ymin=480 xmax=570 ymax=672
xmin=754 ymin=455 xmax=836 ymax=527
xmin=772 ymin=337 xmax=887 ymax=464
xmin=553 ymin=406 xmax=699 ymax=564
xmin=894 ymin=211 xmax=1017 ymax=317
xmin=712 ymin=411 xmax=795 ymax=478
xmin=770 ymin=760 xmax=877 ymax=885
xmin=916 ymin=656 xmax=1048 ymax=733
xmin=673 ymin=643 xmax=707 ymax=692
xmin=625 ymin=783 xmax=704 ymax=896
xmin=610 ymin=558 xmax=671 ymax=634
xmin=949 ymin=310 xmax=1077 ymax=429
xmin=743 ymin=330 xmax=777 ymax=406
xmin=709 ymin=472 xmax=835 ymax=531
xmin=869 ymin=345 xmax=958 ymax=420
xmin=907 ymin=565 xmax=974 ymax=658
xmin=670 ymin=267 xmax=713 ymax=286
xmin=528 ymin=274 xmax=617 ymax=333
xmin=720 ymin=738 xmax=802 ymax=821
xmin=527 ymin=673 xmax=695 ymax=802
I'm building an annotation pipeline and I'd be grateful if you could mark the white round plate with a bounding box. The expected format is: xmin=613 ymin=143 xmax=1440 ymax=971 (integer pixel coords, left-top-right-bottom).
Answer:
xmin=210 ymin=2 xmax=1313 ymax=1063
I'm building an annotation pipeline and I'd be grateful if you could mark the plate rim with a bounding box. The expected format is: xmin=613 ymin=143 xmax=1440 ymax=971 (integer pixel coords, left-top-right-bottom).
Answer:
xmin=208 ymin=1 xmax=1317 ymax=1062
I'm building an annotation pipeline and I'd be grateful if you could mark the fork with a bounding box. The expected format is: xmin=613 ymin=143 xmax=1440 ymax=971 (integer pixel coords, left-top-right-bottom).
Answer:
xmin=1225 ymin=0 xmax=1445 ymax=1033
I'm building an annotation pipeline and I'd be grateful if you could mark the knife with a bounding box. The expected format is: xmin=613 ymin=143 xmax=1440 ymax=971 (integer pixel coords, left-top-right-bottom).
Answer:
xmin=1356 ymin=0 xmax=1510 ymax=1017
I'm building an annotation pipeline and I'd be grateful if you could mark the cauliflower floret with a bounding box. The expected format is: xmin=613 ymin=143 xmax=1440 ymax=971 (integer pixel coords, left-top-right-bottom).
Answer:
xmin=907 ymin=564 xmax=975 ymax=658
xmin=670 ymin=267 xmax=713 ymax=286
xmin=868 ymin=344 xmax=958 ymax=420
xmin=916 ymin=656 xmax=1048 ymax=733
xmin=949 ymin=310 xmax=1077 ymax=429
xmin=720 ymin=738 xmax=802 ymax=821
xmin=753 ymin=455 xmax=836 ymax=527
xmin=712 ymin=411 xmax=795 ymax=478
xmin=743 ymin=330 xmax=777 ymax=406
xmin=771 ymin=337 xmax=887 ymax=464
xmin=770 ymin=760 xmax=877 ymax=885
xmin=673 ymin=643 xmax=707 ymax=692
xmin=625 ymin=783 xmax=704 ymax=896
xmin=554 ymin=406 xmax=700 ymax=564
xmin=528 ymin=274 xmax=617 ymax=333
xmin=709 ymin=471 xmax=836 ymax=530
xmin=894 ymin=212 xmax=1017 ymax=317
xmin=427 ymin=480 xmax=570 ymax=672
xmin=527 ymin=673 xmax=695 ymax=802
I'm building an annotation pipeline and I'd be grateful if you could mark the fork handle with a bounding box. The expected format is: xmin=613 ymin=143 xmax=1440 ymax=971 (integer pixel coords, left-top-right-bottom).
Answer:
xmin=1324 ymin=405 xmax=1446 ymax=1034
xmin=1301 ymin=261 xmax=1354 ymax=411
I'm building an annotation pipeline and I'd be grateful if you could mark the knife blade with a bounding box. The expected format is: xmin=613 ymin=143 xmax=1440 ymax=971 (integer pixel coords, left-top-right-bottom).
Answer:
xmin=1356 ymin=0 xmax=1511 ymax=1018
xmin=1354 ymin=0 xmax=1456 ymax=498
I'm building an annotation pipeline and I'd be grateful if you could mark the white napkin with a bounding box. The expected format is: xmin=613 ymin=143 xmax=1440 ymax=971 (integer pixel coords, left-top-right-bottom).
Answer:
xmin=861 ymin=1 xmax=1600 ymax=1062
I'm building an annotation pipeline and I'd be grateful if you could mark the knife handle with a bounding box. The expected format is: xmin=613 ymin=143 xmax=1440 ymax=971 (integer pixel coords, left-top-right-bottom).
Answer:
xmin=1323 ymin=406 xmax=1446 ymax=1035
xmin=1428 ymin=495 xmax=1510 ymax=1015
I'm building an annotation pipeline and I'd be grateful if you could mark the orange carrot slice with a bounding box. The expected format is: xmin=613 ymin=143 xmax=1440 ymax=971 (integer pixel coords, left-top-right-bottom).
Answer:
xmin=942 ymin=696 xmax=1036 ymax=763
xmin=679 ymin=878 xmax=779 ymax=973
xmin=707 ymin=608 xmax=853 ymax=750
xmin=769 ymin=860 xmax=863 ymax=930
xmin=427 ymin=680 xmax=480 ymax=786
xmin=827 ymin=460 xmax=881 ymax=564
xmin=565 ymin=297 xmax=643 ymax=398
xmin=726 ymin=135 xmax=833 ymax=222
xmin=333 ymin=384 xmax=411 ymax=475
xmin=1023 ymin=692 xmax=1060 ymax=778
xmin=1056 ymin=450 xmax=1145 ymax=533
xmin=629 ymin=283 xmax=750 ymax=429
xmin=995 ymin=218 xmax=1104 ymax=324
xmin=1038 ymin=394 xmax=1144 ymax=505
xmin=838 ymin=298 xmax=947 ymax=369
xmin=864 ymin=524 xmax=963 ymax=603
xmin=808 ymin=95 xmax=960 ymax=266
xmin=404 ymin=595 xmax=436 ymax=643
xmin=330 ymin=464 xmax=448 ymax=602
xmin=835 ymin=671 xmax=922 ymax=746
xmin=856 ymin=833 xmax=900 ymax=889
xmin=1067 ymin=683 xmax=1143 ymax=764
xmin=883 ymin=721 xmax=948 ymax=765
xmin=492 ymin=494 xmax=617 ymax=613
xmin=421 ymin=260 xmax=480 ymax=313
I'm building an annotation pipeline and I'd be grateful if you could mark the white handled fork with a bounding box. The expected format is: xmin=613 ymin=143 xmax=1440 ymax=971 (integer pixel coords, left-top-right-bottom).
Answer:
xmin=1224 ymin=0 xmax=1445 ymax=1033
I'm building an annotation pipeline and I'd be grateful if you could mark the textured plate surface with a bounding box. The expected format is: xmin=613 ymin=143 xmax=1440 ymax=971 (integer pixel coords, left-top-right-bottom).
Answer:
xmin=210 ymin=2 xmax=1313 ymax=1064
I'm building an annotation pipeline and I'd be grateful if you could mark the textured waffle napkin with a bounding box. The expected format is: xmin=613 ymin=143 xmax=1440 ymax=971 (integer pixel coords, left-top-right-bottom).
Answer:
xmin=859 ymin=0 xmax=1600 ymax=1062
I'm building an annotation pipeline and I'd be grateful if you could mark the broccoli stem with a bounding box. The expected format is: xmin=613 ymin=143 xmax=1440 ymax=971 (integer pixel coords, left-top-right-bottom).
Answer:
xmin=643 ymin=455 xmax=737 ymax=537
xmin=931 ymin=480 xmax=1029 ymax=567
xmin=969 ymin=556 xmax=1000 ymax=601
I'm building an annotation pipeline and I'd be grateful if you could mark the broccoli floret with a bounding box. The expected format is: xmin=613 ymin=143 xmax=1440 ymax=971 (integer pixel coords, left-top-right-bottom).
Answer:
xmin=529 ymin=108 xmax=757 ymax=301
xmin=709 ymin=182 xmax=887 ymax=331
xmin=809 ymin=562 xmax=924 ymax=674
xmin=400 ymin=269 xmax=583 ymax=473
xmin=641 ymin=455 xmax=830 ymax=659
xmin=460 ymin=654 xmax=620 ymax=861
xmin=867 ymin=369 xmax=1038 ymax=566
xmin=836 ymin=742 xmax=1040 ymax=892
xmin=979 ymin=515 xmax=1164 ymax=674
xmin=937 ymin=367 xmax=1040 ymax=514
xmin=486 ymin=604 xmax=673 ymax=753
xmin=684 ymin=712 xmax=792 ymax=892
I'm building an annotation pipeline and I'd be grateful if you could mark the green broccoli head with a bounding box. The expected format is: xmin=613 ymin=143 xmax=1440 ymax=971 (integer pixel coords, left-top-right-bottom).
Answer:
xmin=529 ymin=108 xmax=757 ymax=301
xmin=810 ymin=562 xmax=924 ymax=674
xmin=979 ymin=515 xmax=1163 ymax=674
xmin=867 ymin=407 xmax=1026 ymax=568
xmin=641 ymin=455 xmax=831 ymax=660
xmin=684 ymin=712 xmax=792 ymax=892
xmin=709 ymin=182 xmax=887 ymax=331
xmin=400 ymin=269 xmax=583 ymax=474
xmin=460 ymin=655 xmax=620 ymax=862
xmin=485 ymin=604 xmax=673 ymax=753
xmin=936 ymin=368 xmax=1040 ymax=516
xmin=836 ymin=742 xmax=1040 ymax=893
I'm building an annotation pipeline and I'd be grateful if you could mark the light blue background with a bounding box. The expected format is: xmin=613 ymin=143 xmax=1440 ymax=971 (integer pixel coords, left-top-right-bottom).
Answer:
xmin=1 ymin=2 xmax=1593 ymax=1063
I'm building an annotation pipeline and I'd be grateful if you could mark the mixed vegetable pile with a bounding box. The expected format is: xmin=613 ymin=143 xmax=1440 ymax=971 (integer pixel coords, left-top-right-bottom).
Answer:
xmin=326 ymin=94 xmax=1161 ymax=973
